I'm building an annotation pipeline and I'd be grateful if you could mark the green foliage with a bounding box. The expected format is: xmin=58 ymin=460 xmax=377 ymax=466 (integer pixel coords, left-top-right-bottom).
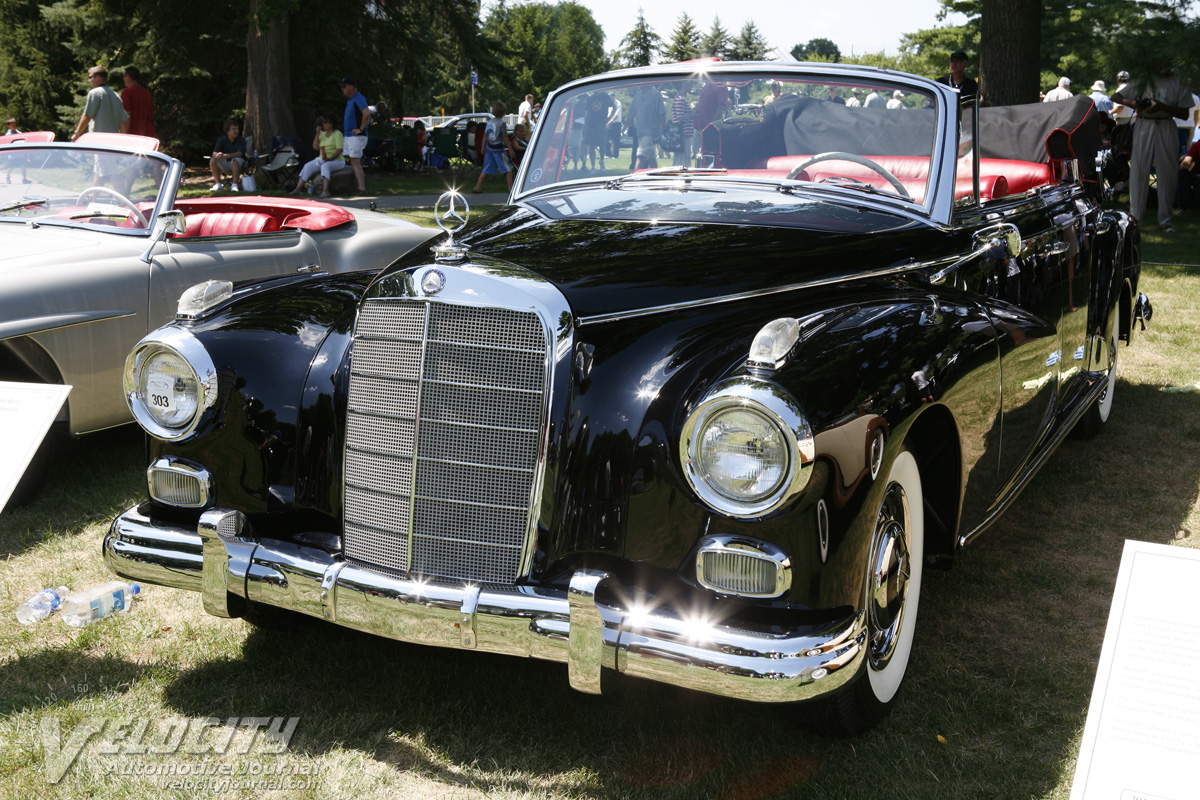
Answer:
xmin=615 ymin=8 xmax=661 ymax=68
xmin=790 ymin=38 xmax=842 ymax=63
xmin=903 ymin=0 xmax=1190 ymax=88
xmin=478 ymin=2 xmax=608 ymax=113
xmin=700 ymin=16 xmax=730 ymax=60
xmin=660 ymin=12 xmax=701 ymax=63
xmin=728 ymin=21 xmax=771 ymax=62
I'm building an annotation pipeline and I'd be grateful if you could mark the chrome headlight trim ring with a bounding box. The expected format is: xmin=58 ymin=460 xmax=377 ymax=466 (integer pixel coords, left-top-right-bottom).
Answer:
xmin=679 ymin=377 xmax=815 ymax=519
xmin=123 ymin=326 xmax=218 ymax=441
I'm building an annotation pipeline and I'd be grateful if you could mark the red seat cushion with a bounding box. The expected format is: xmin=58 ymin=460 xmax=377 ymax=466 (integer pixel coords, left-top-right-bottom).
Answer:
xmin=979 ymin=158 xmax=1052 ymax=194
xmin=174 ymin=212 xmax=280 ymax=238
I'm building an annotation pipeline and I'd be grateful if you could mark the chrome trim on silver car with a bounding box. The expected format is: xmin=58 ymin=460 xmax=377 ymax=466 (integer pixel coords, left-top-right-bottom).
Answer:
xmin=106 ymin=505 xmax=867 ymax=704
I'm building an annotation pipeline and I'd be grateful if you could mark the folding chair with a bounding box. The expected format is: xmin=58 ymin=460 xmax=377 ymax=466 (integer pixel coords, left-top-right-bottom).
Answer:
xmin=256 ymin=146 xmax=300 ymax=188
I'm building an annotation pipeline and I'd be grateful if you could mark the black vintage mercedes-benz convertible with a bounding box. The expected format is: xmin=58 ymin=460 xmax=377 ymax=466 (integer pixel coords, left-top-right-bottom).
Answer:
xmin=106 ymin=62 xmax=1148 ymax=732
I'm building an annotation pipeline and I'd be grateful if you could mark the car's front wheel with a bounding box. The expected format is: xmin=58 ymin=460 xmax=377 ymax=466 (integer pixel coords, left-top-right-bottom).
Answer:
xmin=826 ymin=448 xmax=924 ymax=734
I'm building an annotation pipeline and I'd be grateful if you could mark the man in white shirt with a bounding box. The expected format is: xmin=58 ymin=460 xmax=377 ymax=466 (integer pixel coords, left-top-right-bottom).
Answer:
xmin=886 ymin=90 xmax=904 ymax=110
xmin=1111 ymin=71 xmax=1134 ymax=124
xmin=1043 ymin=77 xmax=1072 ymax=102
xmin=1175 ymin=92 xmax=1199 ymax=155
xmin=518 ymin=94 xmax=533 ymax=124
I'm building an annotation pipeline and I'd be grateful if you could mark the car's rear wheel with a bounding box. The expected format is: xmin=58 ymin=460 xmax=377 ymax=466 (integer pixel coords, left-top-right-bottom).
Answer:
xmin=1075 ymin=311 xmax=1119 ymax=439
xmin=825 ymin=448 xmax=924 ymax=734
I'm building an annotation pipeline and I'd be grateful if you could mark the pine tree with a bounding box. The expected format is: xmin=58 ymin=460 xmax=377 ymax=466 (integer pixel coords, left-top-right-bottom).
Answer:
xmin=617 ymin=8 xmax=661 ymax=68
xmin=729 ymin=21 xmax=771 ymax=61
xmin=700 ymin=16 xmax=730 ymax=60
xmin=661 ymin=12 xmax=701 ymax=63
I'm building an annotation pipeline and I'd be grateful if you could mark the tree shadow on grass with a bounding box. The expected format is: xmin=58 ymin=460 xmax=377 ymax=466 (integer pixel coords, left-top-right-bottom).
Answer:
xmin=0 ymin=427 xmax=144 ymax=559
xmin=148 ymin=383 xmax=1200 ymax=799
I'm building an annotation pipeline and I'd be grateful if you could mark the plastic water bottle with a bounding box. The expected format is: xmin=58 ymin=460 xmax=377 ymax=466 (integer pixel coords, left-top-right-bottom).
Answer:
xmin=306 ymin=181 xmax=314 ymax=195
xmin=60 ymin=581 xmax=140 ymax=627
xmin=16 ymin=586 xmax=69 ymax=624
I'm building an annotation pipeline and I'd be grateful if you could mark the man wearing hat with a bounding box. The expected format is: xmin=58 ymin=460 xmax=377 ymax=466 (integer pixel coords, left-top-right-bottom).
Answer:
xmin=937 ymin=51 xmax=977 ymax=99
xmin=887 ymin=90 xmax=904 ymax=110
xmin=1111 ymin=71 xmax=1135 ymax=124
xmin=1044 ymin=77 xmax=1073 ymax=102
xmin=339 ymin=77 xmax=371 ymax=194
xmin=1089 ymin=80 xmax=1114 ymax=116
xmin=71 ymin=65 xmax=129 ymax=141
xmin=845 ymin=87 xmax=862 ymax=108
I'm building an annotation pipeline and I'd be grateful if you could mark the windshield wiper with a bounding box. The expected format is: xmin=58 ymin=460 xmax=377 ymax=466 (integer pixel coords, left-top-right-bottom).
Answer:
xmin=68 ymin=211 xmax=132 ymax=220
xmin=606 ymin=166 xmax=728 ymax=188
xmin=0 ymin=196 xmax=48 ymax=214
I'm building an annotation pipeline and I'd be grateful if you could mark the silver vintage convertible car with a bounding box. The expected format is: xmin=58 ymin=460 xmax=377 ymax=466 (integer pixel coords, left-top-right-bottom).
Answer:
xmin=108 ymin=63 xmax=1147 ymax=732
xmin=0 ymin=134 xmax=434 ymax=502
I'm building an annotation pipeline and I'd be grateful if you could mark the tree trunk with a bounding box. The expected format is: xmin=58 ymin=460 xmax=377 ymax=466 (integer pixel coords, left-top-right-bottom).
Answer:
xmin=245 ymin=0 xmax=295 ymax=150
xmin=979 ymin=0 xmax=1041 ymax=106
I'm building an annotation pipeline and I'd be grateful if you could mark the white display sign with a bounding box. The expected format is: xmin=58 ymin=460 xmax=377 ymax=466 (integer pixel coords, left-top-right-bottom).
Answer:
xmin=1070 ymin=540 xmax=1200 ymax=800
xmin=0 ymin=382 xmax=71 ymax=513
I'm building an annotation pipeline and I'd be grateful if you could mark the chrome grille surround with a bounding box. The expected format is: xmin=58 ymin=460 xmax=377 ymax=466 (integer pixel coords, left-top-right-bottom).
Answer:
xmin=342 ymin=264 xmax=572 ymax=586
xmin=695 ymin=535 xmax=793 ymax=599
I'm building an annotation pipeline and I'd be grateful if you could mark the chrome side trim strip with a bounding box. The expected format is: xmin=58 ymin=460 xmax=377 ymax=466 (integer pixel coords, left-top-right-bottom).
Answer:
xmin=105 ymin=507 xmax=867 ymax=704
xmin=575 ymin=261 xmax=955 ymax=327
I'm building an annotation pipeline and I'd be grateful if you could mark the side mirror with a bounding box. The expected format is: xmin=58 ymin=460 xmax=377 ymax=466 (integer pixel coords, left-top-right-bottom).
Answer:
xmin=157 ymin=209 xmax=186 ymax=235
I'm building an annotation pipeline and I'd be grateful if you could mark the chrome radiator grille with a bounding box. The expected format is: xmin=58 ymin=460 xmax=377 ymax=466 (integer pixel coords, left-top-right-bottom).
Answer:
xmin=343 ymin=298 xmax=548 ymax=584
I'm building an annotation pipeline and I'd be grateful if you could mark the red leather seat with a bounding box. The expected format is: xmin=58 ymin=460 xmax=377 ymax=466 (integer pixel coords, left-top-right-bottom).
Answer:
xmin=174 ymin=212 xmax=280 ymax=238
xmin=979 ymin=158 xmax=1052 ymax=194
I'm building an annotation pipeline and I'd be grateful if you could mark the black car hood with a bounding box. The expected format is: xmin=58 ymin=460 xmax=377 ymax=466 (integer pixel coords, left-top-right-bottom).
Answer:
xmin=401 ymin=185 xmax=954 ymax=320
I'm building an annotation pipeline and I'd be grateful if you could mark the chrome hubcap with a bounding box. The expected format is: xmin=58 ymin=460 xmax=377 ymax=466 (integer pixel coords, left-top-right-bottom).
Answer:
xmin=868 ymin=483 xmax=910 ymax=670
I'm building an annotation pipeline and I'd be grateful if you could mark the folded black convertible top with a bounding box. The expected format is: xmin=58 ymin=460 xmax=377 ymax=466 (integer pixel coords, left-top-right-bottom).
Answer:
xmin=978 ymin=94 xmax=1100 ymax=166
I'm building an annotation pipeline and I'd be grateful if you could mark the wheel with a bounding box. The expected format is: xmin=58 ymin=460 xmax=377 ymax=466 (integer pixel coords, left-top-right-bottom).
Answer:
xmin=826 ymin=448 xmax=924 ymax=734
xmin=785 ymin=152 xmax=913 ymax=200
xmin=1074 ymin=311 xmax=1119 ymax=439
xmin=76 ymin=186 xmax=149 ymax=228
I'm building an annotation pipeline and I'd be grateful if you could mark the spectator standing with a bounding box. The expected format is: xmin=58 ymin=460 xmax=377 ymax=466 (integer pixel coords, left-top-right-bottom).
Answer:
xmin=583 ymin=90 xmax=615 ymax=171
xmin=1113 ymin=65 xmax=1195 ymax=232
xmin=1111 ymin=71 xmax=1135 ymax=124
xmin=472 ymin=101 xmax=515 ymax=193
xmin=937 ymin=51 xmax=978 ymax=99
xmin=209 ymin=119 xmax=248 ymax=192
xmin=71 ymin=65 xmax=128 ymax=140
xmin=290 ymin=116 xmax=344 ymax=197
xmin=518 ymin=94 xmax=534 ymax=125
xmin=1044 ymin=77 xmax=1073 ymax=102
xmin=3 ymin=117 xmax=16 ymax=136
xmin=845 ymin=87 xmax=862 ymax=108
xmin=339 ymin=76 xmax=370 ymax=194
xmin=607 ymin=95 xmax=623 ymax=159
xmin=764 ymin=81 xmax=781 ymax=105
xmin=629 ymin=84 xmax=665 ymax=170
xmin=121 ymin=67 xmax=156 ymax=138
xmin=863 ymin=88 xmax=886 ymax=108
xmin=671 ymin=89 xmax=694 ymax=166
xmin=1088 ymin=80 xmax=1114 ymax=116
xmin=887 ymin=90 xmax=904 ymax=110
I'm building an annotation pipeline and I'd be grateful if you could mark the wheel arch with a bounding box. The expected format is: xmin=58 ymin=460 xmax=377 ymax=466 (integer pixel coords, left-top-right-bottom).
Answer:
xmin=900 ymin=403 xmax=960 ymax=568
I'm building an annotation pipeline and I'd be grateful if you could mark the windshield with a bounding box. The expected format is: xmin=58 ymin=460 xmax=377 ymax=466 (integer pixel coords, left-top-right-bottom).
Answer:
xmin=519 ymin=70 xmax=941 ymax=207
xmin=0 ymin=146 xmax=166 ymax=232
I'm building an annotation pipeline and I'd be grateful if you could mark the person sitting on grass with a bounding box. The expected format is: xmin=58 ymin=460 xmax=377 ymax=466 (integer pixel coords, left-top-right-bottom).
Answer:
xmin=472 ymin=101 xmax=515 ymax=194
xmin=290 ymin=116 xmax=344 ymax=197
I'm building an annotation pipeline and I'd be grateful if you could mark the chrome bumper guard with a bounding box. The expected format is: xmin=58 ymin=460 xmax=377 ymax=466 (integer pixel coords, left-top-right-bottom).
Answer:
xmin=106 ymin=506 xmax=865 ymax=703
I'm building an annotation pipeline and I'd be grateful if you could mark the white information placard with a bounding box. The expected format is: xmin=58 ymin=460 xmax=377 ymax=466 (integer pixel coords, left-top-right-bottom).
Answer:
xmin=1070 ymin=540 xmax=1200 ymax=800
xmin=0 ymin=381 xmax=71 ymax=513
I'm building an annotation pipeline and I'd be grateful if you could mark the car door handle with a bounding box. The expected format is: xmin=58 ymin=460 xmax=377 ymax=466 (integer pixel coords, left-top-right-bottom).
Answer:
xmin=1041 ymin=241 xmax=1069 ymax=257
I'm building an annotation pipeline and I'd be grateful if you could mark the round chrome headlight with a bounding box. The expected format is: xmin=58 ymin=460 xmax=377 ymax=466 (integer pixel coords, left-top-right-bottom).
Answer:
xmin=123 ymin=328 xmax=217 ymax=440
xmin=680 ymin=379 xmax=814 ymax=518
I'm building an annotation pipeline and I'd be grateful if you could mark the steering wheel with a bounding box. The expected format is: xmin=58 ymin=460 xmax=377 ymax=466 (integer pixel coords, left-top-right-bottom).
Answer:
xmin=785 ymin=152 xmax=912 ymax=200
xmin=76 ymin=186 xmax=149 ymax=228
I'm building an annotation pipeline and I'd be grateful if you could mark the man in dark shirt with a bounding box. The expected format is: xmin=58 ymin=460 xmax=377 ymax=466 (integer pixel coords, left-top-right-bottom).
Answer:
xmin=209 ymin=119 xmax=248 ymax=192
xmin=937 ymin=51 xmax=978 ymax=100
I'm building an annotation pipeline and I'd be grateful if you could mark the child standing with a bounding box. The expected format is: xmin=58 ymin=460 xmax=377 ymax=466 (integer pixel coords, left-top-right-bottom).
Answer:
xmin=473 ymin=101 xmax=514 ymax=193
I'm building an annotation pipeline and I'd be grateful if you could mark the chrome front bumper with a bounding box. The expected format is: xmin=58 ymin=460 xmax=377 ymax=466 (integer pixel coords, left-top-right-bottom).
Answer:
xmin=105 ymin=505 xmax=866 ymax=703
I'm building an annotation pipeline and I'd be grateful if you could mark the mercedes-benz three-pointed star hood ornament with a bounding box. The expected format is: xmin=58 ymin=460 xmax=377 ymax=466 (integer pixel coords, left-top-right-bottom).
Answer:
xmin=431 ymin=190 xmax=470 ymax=263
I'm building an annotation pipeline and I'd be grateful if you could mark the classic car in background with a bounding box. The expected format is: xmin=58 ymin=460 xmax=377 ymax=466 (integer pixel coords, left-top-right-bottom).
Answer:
xmin=0 ymin=135 xmax=435 ymax=503
xmin=106 ymin=63 xmax=1148 ymax=732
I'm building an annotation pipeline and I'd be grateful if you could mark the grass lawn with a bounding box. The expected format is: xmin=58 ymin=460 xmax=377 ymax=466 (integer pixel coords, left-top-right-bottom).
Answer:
xmin=1 ymin=213 xmax=1198 ymax=799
